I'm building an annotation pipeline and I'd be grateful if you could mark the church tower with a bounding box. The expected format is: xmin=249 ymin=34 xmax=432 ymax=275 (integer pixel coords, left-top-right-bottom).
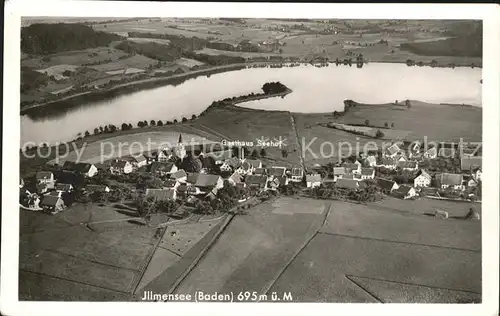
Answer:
xmin=174 ymin=133 xmax=186 ymax=160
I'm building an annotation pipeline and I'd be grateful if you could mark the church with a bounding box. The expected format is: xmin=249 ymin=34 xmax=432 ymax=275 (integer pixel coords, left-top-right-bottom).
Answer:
xmin=158 ymin=134 xmax=186 ymax=162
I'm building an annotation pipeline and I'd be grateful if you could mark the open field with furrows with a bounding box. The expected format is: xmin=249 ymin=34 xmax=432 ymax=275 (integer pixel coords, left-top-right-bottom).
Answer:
xmin=269 ymin=200 xmax=481 ymax=303
xmin=18 ymin=201 xmax=225 ymax=301
xmin=192 ymin=105 xmax=302 ymax=167
xmin=334 ymin=101 xmax=482 ymax=142
xmin=292 ymin=112 xmax=386 ymax=167
xmin=170 ymin=197 xmax=328 ymax=297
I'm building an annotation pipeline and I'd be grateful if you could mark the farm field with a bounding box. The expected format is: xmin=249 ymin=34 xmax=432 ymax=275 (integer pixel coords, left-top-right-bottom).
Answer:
xmin=19 ymin=201 xmax=226 ymax=301
xmin=193 ymin=105 xmax=302 ymax=167
xmin=48 ymin=130 xmax=218 ymax=165
xmin=334 ymin=101 xmax=482 ymax=142
xmin=269 ymin=200 xmax=481 ymax=302
xmin=171 ymin=197 xmax=329 ymax=297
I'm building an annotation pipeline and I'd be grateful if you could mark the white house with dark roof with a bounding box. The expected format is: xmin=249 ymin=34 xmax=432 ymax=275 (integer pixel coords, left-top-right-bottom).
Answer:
xmin=131 ymin=154 xmax=148 ymax=168
xmin=235 ymin=160 xmax=252 ymax=175
xmin=376 ymin=157 xmax=396 ymax=170
xmin=333 ymin=167 xmax=346 ymax=181
xmin=267 ymin=167 xmax=287 ymax=178
xmin=227 ymin=172 xmax=244 ymax=187
xmin=306 ymin=174 xmax=322 ymax=188
xmin=342 ymin=162 xmax=361 ymax=175
xmin=36 ymin=171 xmax=54 ymax=184
xmin=63 ymin=161 xmax=98 ymax=177
xmin=245 ymin=175 xmax=268 ymax=191
xmin=194 ymin=174 xmax=224 ymax=193
xmin=360 ymin=168 xmax=375 ymax=180
xmin=171 ymin=169 xmax=187 ymax=183
xmin=423 ymin=147 xmax=438 ymax=159
xmin=376 ymin=178 xmax=399 ymax=193
xmin=41 ymin=195 xmax=66 ymax=213
xmin=291 ymin=167 xmax=304 ymax=182
xmin=110 ymin=159 xmax=133 ymax=174
xmin=437 ymin=173 xmax=464 ymax=191
xmin=413 ymin=170 xmax=432 ymax=187
xmin=150 ymin=161 xmax=178 ymax=176
xmin=385 ymin=143 xmax=401 ymax=158
xmin=393 ymin=185 xmax=417 ymax=200
xmin=365 ymin=155 xmax=377 ymax=167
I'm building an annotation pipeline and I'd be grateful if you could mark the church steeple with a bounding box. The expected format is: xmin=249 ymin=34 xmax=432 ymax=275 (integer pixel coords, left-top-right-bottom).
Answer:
xmin=178 ymin=133 xmax=183 ymax=144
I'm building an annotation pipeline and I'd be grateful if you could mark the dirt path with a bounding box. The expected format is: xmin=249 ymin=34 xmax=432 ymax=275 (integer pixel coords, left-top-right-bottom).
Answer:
xmin=289 ymin=113 xmax=307 ymax=172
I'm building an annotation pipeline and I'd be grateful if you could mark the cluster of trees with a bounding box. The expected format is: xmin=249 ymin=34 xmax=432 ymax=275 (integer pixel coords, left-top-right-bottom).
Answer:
xmin=21 ymin=67 xmax=50 ymax=93
xmin=115 ymin=41 xmax=183 ymax=62
xmin=183 ymin=52 xmax=246 ymax=66
xmin=261 ymin=81 xmax=288 ymax=94
xmin=307 ymin=179 xmax=384 ymax=203
xmin=21 ymin=23 xmax=123 ymax=55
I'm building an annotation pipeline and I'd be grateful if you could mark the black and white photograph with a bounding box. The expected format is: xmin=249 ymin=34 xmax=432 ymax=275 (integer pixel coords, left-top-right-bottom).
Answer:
xmin=2 ymin=2 xmax=499 ymax=316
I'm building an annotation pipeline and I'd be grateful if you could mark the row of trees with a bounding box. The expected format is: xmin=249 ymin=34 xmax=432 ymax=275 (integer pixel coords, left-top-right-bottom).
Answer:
xmin=306 ymin=179 xmax=384 ymax=203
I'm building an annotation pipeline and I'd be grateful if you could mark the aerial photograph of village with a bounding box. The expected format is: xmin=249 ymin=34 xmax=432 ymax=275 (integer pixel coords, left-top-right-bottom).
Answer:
xmin=18 ymin=17 xmax=482 ymax=303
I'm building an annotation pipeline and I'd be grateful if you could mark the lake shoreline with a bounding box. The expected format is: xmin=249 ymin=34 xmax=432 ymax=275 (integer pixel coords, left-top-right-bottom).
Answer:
xmin=20 ymin=59 xmax=482 ymax=116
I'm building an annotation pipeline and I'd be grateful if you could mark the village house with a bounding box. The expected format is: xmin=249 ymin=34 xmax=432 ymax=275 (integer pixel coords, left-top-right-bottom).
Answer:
xmin=171 ymin=169 xmax=188 ymax=183
xmin=267 ymin=177 xmax=282 ymax=191
xmin=55 ymin=183 xmax=74 ymax=194
xmin=25 ymin=193 xmax=41 ymax=210
xmin=186 ymin=173 xmax=200 ymax=186
xmin=176 ymin=183 xmax=188 ymax=199
xmin=146 ymin=188 xmax=177 ymax=201
xmin=423 ymin=147 xmax=438 ymax=159
xmin=227 ymin=171 xmax=245 ymax=187
xmin=234 ymin=160 xmax=252 ymax=175
xmin=220 ymin=157 xmax=241 ymax=172
xmin=162 ymin=179 xmax=180 ymax=190
xmin=397 ymin=160 xmax=418 ymax=171
xmin=385 ymin=143 xmax=402 ymax=158
xmin=460 ymin=156 xmax=482 ymax=173
xmin=437 ymin=173 xmax=465 ymax=191
xmin=131 ymin=155 xmax=148 ymax=168
xmin=342 ymin=162 xmax=361 ymax=175
xmin=376 ymin=178 xmax=399 ymax=193
xmin=267 ymin=167 xmax=287 ymax=178
xmin=360 ymin=168 xmax=375 ymax=180
xmin=194 ymin=174 xmax=224 ymax=194
xmin=63 ymin=161 xmax=98 ymax=178
xmin=365 ymin=155 xmax=377 ymax=167
xmin=46 ymin=190 xmax=63 ymax=198
xmin=41 ymin=195 xmax=66 ymax=213
xmin=245 ymin=175 xmax=268 ymax=191
xmin=413 ymin=170 xmax=432 ymax=188
xmin=290 ymin=167 xmax=304 ymax=182
xmin=36 ymin=181 xmax=55 ymax=194
xmin=333 ymin=167 xmax=346 ymax=181
xmin=244 ymin=159 xmax=263 ymax=174
xmin=336 ymin=178 xmax=360 ymax=190
xmin=206 ymin=150 xmax=233 ymax=164
xmin=157 ymin=148 xmax=174 ymax=163
xmin=376 ymin=157 xmax=396 ymax=170
xmin=343 ymin=173 xmax=362 ymax=181
xmin=393 ymin=185 xmax=417 ymax=200
xmin=85 ymin=184 xmax=111 ymax=193
xmin=150 ymin=161 xmax=178 ymax=176
xmin=36 ymin=171 xmax=55 ymax=184
xmin=473 ymin=168 xmax=482 ymax=182
xmin=110 ymin=159 xmax=133 ymax=174
xmin=276 ymin=176 xmax=289 ymax=187
xmin=306 ymin=174 xmax=322 ymax=188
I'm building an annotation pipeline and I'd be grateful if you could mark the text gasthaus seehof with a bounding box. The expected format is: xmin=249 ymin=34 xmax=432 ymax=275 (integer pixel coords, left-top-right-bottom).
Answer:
xmin=141 ymin=290 xmax=293 ymax=302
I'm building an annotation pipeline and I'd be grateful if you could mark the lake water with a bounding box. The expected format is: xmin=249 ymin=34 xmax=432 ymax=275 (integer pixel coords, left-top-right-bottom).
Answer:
xmin=21 ymin=63 xmax=481 ymax=145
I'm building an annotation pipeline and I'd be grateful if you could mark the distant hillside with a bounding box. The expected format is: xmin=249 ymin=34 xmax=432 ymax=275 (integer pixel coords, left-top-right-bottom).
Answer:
xmin=21 ymin=23 xmax=123 ymax=55
xmin=21 ymin=67 xmax=49 ymax=93
xmin=400 ymin=21 xmax=482 ymax=58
